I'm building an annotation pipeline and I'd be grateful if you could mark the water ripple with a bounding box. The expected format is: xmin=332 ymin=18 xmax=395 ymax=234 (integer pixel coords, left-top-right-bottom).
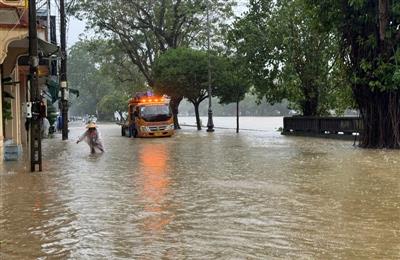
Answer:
xmin=1 ymin=122 xmax=400 ymax=259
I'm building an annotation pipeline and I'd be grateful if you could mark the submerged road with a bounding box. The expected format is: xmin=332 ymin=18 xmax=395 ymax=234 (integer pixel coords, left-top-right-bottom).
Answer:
xmin=1 ymin=122 xmax=400 ymax=259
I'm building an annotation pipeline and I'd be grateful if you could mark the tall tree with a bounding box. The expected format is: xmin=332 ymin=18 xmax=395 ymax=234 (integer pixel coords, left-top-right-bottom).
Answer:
xmin=154 ymin=48 xmax=211 ymax=130
xmin=214 ymin=57 xmax=251 ymax=133
xmin=68 ymin=40 xmax=145 ymax=119
xmin=70 ymin=0 xmax=236 ymax=128
xmin=231 ymin=0 xmax=351 ymax=116
xmin=68 ymin=41 xmax=111 ymax=117
xmin=309 ymin=0 xmax=400 ymax=148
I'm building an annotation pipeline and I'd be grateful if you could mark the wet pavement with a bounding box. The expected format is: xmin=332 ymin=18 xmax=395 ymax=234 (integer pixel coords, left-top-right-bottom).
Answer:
xmin=1 ymin=120 xmax=400 ymax=259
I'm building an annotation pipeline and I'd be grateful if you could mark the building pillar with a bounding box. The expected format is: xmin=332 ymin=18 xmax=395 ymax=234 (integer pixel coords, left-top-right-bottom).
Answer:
xmin=12 ymin=69 xmax=21 ymax=145
xmin=4 ymin=84 xmax=12 ymax=140
xmin=0 ymin=65 xmax=3 ymax=145
xmin=19 ymin=68 xmax=28 ymax=147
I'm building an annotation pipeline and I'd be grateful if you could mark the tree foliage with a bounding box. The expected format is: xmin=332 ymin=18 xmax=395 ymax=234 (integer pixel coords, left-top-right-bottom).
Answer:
xmin=214 ymin=56 xmax=251 ymax=132
xmin=68 ymin=40 xmax=146 ymax=119
xmin=154 ymin=47 xmax=252 ymax=131
xmin=231 ymin=0 xmax=352 ymax=116
xmin=154 ymin=48 xmax=212 ymax=130
xmin=309 ymin=0 xmax=400 ymax=148
xmin=70 ymin=0 xmax=236 ymax=127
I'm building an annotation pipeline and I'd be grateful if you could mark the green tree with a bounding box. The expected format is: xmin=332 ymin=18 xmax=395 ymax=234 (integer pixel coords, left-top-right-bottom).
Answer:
xmin=85 ymin=39 xmax=147 ymax=95
xmin=231 ymin=0 xmax=351 ymax=116
xmin=309 ymin=0 xmax=400 ymax=148
xmin=154 ymin=48 xmax=212 ymax=130
xmin=214 ymin=57 xmax=251 ymax=132
xmin=68 ymin=41 xmax=111 ymax=117
xmin=97 ymin=93 xmax=129 ymax=119
xmin=68 ymin=40 xmax=146 ymax=119
xmin=70 ymin=0 xmax=236 ymax=128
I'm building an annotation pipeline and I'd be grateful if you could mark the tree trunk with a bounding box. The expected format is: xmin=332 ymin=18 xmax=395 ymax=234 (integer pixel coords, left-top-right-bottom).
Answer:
xmin=302 ymin=98 xmax=318 ymax=116
xmin=194 ymin=102 xmax=201 ymax=130
xmin=378 ymin=0 xmax=389 ymax=42
xmin=170 ymin=96 xmax=182 ymax=129
xmin=355 ymin=87 xmax=400 ymax=148
xmin=236 ymin=99 xmax=240 ymax=133
xmin=338 ymin=0 xmax=399 ymax=149
xmin=301 ymin=86 xmax=319 ymax=116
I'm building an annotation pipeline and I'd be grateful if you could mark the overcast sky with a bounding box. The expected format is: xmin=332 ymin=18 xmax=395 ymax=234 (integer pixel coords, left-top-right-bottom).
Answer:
xmin=66 ymin=1 xmax=248 ymax=47
xmin=67 ymin=17 xmax=86 ymax=47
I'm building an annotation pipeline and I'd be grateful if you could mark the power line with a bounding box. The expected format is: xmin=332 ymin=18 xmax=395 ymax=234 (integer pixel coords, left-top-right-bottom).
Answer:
xmin=36 ymin=0 xmax=48 ymax=11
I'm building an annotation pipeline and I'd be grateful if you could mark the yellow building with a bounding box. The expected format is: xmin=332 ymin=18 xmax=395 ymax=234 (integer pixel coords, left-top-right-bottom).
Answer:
xmin=0 ymin=0 xmax=28 ymax=148
xmin=1 ymin=0 xmax=56 ymax=154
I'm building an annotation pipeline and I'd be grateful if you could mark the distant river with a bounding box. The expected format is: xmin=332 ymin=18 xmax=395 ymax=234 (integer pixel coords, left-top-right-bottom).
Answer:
xmin=179 ymin=116 xmax=283 ymax=132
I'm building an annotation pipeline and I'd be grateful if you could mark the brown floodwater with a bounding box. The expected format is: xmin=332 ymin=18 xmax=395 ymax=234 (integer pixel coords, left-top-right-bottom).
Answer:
xmin=1 ymin=119 xmax=399 ymax=259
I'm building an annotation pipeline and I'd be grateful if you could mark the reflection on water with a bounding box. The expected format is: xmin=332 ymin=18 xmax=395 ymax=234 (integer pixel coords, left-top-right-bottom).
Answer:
xmin=138 ymin=143 xmax=173 ymax=235
xmin=1 ymin=119 xmax=400 ymax=259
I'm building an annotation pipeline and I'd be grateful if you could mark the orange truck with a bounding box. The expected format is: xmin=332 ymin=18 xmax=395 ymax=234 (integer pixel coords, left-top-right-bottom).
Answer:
xmin=120 ymin=92 xmax=175 ymax=138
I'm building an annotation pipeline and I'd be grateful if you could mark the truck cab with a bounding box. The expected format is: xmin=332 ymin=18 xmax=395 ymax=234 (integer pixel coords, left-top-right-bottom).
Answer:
xmin=121 ymin=94 xmax=174 ymax=138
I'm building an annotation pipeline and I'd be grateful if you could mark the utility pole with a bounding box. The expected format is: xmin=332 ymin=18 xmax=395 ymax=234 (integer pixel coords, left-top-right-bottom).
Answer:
xmin=206 ymin=0 xmax=214 ymax=132
xmin=60 ymin=0 xmax=69 ymax=140
xmin=29 ymin=0 xmax=42 ymax=171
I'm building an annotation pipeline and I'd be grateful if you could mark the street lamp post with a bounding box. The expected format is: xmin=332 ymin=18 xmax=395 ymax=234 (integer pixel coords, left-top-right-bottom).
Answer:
xmin=206 ymin=0 xmax=214 ymax=132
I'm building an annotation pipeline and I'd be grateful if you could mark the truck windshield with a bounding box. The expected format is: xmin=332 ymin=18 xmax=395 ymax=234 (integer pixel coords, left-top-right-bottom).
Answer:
xmin=139 ymin=105 xmax=171 ymax=122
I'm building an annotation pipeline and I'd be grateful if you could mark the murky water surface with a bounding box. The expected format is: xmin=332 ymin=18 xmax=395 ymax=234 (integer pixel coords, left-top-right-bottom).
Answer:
xmin=1 ymin=118 xmax=399 ymax=259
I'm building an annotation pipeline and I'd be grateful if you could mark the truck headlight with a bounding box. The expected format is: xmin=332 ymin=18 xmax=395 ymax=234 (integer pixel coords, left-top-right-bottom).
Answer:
xmin=140 ymin=126 xmax=150 ymax=132
xmin=166 ymin=124 xmax=174 ymax=130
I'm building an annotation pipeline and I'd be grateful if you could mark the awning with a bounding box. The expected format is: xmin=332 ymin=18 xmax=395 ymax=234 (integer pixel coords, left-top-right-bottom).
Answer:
xmin=38 ymin=38 xmax=61 ymax=57
xmin=8 ymin=37 xmax=61 ymax=58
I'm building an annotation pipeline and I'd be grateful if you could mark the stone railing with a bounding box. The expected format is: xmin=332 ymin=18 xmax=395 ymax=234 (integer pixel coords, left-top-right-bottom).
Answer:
xmin=282 ymin=116 xmax=363 ymax=139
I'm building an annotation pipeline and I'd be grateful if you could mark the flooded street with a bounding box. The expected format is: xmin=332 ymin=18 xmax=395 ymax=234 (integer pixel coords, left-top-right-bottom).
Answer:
xmin=1 ymin=118 xmax=400 ymax=259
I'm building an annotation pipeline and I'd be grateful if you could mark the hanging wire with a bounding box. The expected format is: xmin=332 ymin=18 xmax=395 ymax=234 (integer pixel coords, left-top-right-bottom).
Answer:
xmin=54 ymin=0 xmax=60 ymax=11
xmin=66 ymin=0 xmax=76 ymax=13
xmin=36 ymin=0 xmax=48 ymax=11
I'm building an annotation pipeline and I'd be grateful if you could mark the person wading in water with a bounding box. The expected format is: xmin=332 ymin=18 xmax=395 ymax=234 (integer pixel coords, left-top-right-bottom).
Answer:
xmin=76 ymin=122 xmax=104 ymax=154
